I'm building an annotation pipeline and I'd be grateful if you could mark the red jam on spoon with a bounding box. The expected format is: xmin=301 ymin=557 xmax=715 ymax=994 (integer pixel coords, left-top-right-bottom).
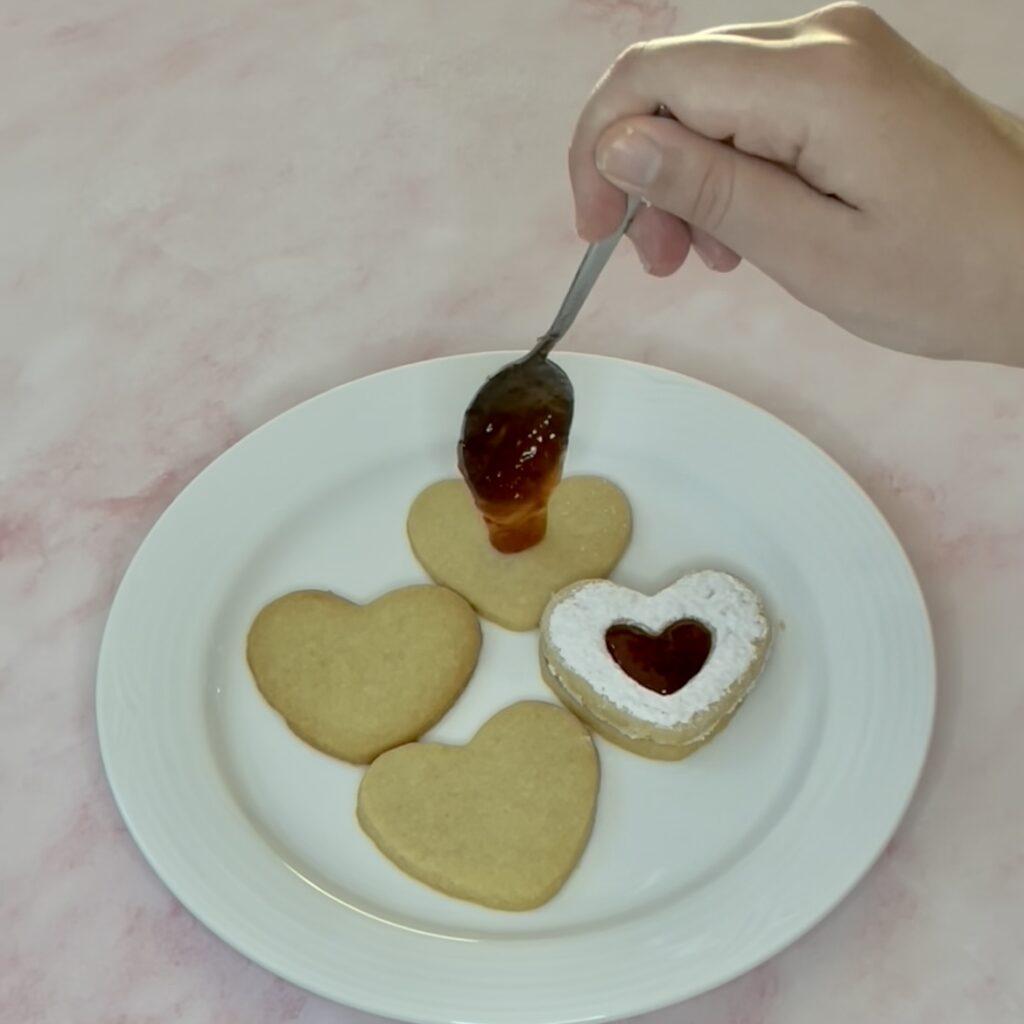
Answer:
xmin=458 ymin=354 xmax=572 ymax=553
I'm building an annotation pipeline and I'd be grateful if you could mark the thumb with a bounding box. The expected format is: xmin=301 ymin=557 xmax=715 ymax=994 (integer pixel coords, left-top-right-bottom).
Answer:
xmin=595 ymin=115 xmax=857 ymax=287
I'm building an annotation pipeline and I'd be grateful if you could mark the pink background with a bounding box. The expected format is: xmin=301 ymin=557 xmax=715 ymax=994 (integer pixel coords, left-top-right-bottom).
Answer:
xmin=2 ymin=1 xmax=1022 ymax=1022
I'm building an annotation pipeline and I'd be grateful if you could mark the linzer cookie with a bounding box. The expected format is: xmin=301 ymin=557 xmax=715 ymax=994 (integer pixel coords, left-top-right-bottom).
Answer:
xmin=540 ymin=571 xmax=771 ymax=760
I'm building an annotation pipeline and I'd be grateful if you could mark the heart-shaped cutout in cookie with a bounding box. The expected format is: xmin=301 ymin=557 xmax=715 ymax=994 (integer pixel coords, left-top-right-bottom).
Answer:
xmin=357 ymin=701 xmax=599 ymax=910
xmin=605 ymin=620 xmax=713 ymax=695
xmin=247 ymin=586 xmax=480 ymax=764
xmin=541 ymin=572 xmax=771 ymax=760
xmin=407 ymin=476 xmax=632 ymax=631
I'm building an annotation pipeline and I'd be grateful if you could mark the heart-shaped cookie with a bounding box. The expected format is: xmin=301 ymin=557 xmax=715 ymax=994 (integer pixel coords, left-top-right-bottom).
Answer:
xmin=247 ymin=586 xmax=480 ymax=764
xmin=540 ymin=571 xmax=771 ymax=760
xmin=357 ymin=701 xmax=599 ymax=910
xmin=407 ymin=476 xmax=632 ymax=631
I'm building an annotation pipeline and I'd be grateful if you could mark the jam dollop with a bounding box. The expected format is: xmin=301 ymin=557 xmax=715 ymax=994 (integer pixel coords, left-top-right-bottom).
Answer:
xmin=605 ymin=620 xmax=713 ymax=695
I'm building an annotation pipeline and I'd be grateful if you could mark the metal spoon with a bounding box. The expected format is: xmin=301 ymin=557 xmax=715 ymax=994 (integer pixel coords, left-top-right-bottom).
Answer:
xmin=458 ymin=195 xmax=642 ymax=551
xmin=532 ymin=192 xmax=644 ymax=360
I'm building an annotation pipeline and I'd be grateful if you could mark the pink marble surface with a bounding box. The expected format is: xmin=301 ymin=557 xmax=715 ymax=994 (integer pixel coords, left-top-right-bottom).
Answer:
xmin=2 ymin=1 xmax=1022 ymax=1021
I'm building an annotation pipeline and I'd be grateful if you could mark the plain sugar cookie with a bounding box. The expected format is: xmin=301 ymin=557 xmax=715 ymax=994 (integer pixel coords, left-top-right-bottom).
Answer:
xmin=540 ymin=572 xmax=771 ymax=760
xmin=357 ymin=701 xmax=599 ymax=910
xmin=407 ymin=476 xmax=631 ymax=631
xmin=247 ymin=586 xmax=481 ymax=764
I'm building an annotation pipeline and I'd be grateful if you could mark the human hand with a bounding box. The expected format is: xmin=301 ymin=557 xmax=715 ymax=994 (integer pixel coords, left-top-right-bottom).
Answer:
xmin=569 ymin=3 xmax=1024 ymax=365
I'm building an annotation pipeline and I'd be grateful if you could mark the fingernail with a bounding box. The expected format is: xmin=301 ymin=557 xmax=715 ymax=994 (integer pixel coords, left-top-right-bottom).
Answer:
xmin=596 ymin=127 xmax=662 ymax=189
xmin=626 ymin=226 xmax=653 ymax=273
xmin=695 ymin=246 xmax=717 ymax=270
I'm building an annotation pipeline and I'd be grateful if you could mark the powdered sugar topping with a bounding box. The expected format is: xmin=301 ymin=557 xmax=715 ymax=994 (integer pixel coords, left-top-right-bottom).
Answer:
xmin=543 ymin=571 xmax=769 ymax=727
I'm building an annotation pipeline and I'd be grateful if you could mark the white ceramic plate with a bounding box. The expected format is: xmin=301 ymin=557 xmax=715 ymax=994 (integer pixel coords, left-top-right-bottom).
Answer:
xmin=97 ymin=353 xmax=934 ymax=1024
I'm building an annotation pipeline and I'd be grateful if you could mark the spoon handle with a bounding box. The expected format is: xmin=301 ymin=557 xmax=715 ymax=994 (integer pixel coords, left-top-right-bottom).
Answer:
xmin=530 ymin=193 xmax=643 ymax=359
